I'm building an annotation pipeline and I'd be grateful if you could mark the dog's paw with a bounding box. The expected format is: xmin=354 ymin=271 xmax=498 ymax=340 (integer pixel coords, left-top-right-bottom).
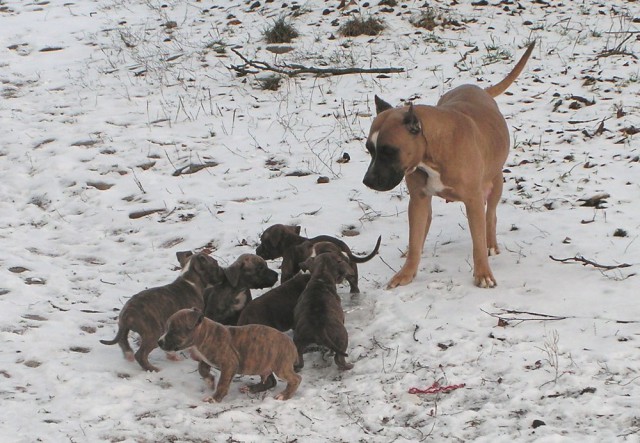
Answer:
xmin=387 ymin=270 xmax=415 ymax=289
xmin=274 ymin=393 xmax=289 ymax=401
xmin=488 ymin=246 xmax=500 ymax=256
xmin=203 ymin=395 xmax=220 ymax=403
xmin=474 ymin=274 xmax=497 ymax=288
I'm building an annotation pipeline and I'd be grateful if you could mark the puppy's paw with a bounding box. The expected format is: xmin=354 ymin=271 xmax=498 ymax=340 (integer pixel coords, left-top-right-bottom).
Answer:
xmin=165 ymin=352 xmax=182 ymax=362
xmin=488 ymin=246 xmax=500 ymax=256
xmin=274 ymin=393 xmax=288 ymax=401
xmin=203 ymin=395 xmax=220 ymax=403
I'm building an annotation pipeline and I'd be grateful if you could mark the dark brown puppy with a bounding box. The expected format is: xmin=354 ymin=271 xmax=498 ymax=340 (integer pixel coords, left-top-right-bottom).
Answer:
xmin=293 ymin=252 xmax=355 ymax=371
xmin=203 ymin=254 xmax=278 ymax=325
xmin=158 ymin=308 xmax=301 ymax=402
xmin=255 ymin=223 xmax=381 ymax=293
xmin=100 ymin=251 xmax=224 ymax=372
xmin=237 ymin=272 xmax=312 ymax=331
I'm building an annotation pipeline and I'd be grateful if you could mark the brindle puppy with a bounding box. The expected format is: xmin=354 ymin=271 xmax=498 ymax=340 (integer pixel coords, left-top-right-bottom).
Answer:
xmin=203 ymin=254 xmax=278 ymax=325
xmin=158 ymin=308 xmax=301 ymax=401
xmin=100 ymin=251 xmax=223 ymax=372
xmin=293 ymin=252 xmax=355 ymax=371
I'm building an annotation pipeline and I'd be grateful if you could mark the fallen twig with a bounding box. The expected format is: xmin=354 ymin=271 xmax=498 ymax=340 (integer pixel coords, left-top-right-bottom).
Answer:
xmin=172 ymin=161 xmax=219 ymax=176
xmin=454 ymin=46 xmax=478 ymax=72
xmin=482 ymin=308 xmax=640 ymax=324
xmin=481 ymin=308 xmax=568 ymax=322
xmin=230 ymin=48 xmax=404 ymax=77
xmin=596 ymin=33 xmax=637 ymax=59
xmin=549 ymin=254 xmax=632 ymax=270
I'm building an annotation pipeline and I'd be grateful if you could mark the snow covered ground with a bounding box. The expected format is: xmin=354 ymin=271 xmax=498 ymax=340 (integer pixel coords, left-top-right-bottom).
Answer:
xmin=1 ymin=0 xmax=639 ymax=441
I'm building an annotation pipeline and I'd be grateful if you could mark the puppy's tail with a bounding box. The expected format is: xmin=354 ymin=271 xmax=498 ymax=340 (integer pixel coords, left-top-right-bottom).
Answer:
xmin=349 ymin=235 xmax=382 ymax=264
xmin=484 ymin=41 xmax=535 ymax=98
xmin=100 ymin=327 xmax=125 ymax=345
xmin=320 ymin=329 xmax=349 ymax=357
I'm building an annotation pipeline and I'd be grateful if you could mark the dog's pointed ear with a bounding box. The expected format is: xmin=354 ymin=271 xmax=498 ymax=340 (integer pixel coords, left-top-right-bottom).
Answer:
xmin=176 ymin=250 xmax=194 ymax=268
xmin=223 ymin=264 xmax=241 ymax=287
xmin=375 ymin=95 xmax=393 ymax=114
xmin=403 ymin=103 xmax=422 ymax=135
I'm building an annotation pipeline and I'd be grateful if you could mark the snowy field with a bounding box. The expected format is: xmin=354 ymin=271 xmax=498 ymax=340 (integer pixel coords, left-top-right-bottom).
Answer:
xmin=1 ymin=0 xmax=639 ymax=441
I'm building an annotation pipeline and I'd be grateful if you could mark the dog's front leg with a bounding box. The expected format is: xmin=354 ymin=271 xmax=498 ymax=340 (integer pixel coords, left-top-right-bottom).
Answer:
xmin=464 ymin=196 xmax=496 ymax=288
xmin=388 ymin=183 xmax=432 ymax=288
xmin=198 ymin=360 xmax=215 ymax=389
xmin=209 ymin=365 xmax=237 ymax=402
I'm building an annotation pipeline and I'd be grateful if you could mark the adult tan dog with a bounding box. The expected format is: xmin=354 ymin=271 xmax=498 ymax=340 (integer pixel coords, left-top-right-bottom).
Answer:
xmin=362 ymin=42 xmax=535 ymax=288
xmin=158 ymin=308 xmax=300 ymax=401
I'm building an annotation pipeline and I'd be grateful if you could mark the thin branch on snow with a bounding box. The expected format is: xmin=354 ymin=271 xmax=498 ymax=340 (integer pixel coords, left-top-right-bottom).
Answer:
xmin=481 ymin=308 xmax=568 ymax=323
xmin=549 ymin=254 xmax=632 ymax=270
xmin=229 ymin=48 xmax=405 ymax=77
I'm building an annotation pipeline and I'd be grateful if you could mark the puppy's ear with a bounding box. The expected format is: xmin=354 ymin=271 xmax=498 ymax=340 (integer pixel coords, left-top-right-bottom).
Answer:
xmin=299 ymin=257 xmax=315 ymax=273
xmin=403 ymin=103 xmax=422 ymax=135
xmin=176 ymin=250 xmax=194 ymax=268
xmin=223 ymin=264 xmax=241 ymax=287
xmin=375 ymin=95 xmax=393 ymax=114
xmin=294 ymin=225 xmax=302 ymax=235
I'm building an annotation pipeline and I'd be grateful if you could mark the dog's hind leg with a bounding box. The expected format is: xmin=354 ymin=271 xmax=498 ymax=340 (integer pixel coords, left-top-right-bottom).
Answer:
xmin=119 ymin=336 xmax=135 ymax=362
xmin=274 ymin=367 xmax=301 ymax=400
xmin=346 ymin=269 xmax=360 ymax=294
xmin=485 ymin=173 xmax=503 ymax=256
xmin=331 ymin=326 xmax=354 ymax=371
xmin=293 ymin=338 xmax=307 ymax=372
xmin=464 ymin=195 xmax=496 ymax=288
xmin=134 ymin=338 xmax=160 ymax=372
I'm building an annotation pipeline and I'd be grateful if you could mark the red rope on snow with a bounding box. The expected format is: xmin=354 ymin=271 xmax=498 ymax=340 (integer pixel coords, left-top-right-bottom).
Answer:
xmin=408 ymin=382 xmax=466 ymax=395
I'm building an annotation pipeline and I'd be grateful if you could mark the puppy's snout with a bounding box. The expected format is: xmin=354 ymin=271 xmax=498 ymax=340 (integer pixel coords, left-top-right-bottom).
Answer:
xmin=158 ymin=336 xmax=167 ymax=349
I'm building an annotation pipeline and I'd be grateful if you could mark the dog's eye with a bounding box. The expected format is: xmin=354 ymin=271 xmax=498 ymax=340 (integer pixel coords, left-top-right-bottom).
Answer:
xmin=379 ymin=145 xmax=396 ymax=157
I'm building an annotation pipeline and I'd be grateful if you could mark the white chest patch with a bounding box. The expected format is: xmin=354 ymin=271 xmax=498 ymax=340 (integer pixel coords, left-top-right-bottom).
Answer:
xmin=416 ymin=162 xmax=447 ymax=196
xmin=370 ymin=131 xmax=380 ymax=149
xmin=192 ymin=347 xmax=216 ymax=368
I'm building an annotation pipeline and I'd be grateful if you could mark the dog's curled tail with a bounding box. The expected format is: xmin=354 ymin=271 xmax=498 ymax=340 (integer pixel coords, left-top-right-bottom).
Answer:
xmin=100 ymin=327 xmax=125 ymax=345
xmin=350 ymin=235 xmax=382 ymax=264
xmin=484 ymin=41 xmax=535 ymax=98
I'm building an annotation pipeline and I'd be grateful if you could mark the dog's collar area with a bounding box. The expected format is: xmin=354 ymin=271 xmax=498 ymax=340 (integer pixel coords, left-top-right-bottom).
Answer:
xmin=405 ymin=163 xmax=430 ymax=177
